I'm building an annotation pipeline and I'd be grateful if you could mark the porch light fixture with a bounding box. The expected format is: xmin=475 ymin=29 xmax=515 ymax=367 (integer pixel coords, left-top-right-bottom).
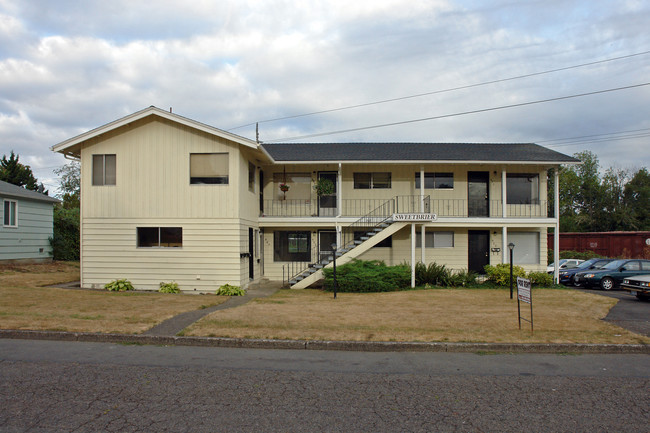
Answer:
xmin=508 ymin=243 xmax=515 ymax=299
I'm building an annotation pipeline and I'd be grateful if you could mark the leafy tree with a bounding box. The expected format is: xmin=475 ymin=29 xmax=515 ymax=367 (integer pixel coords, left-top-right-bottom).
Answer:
xmin=50 ymin=161 xmax=81 ymax=260
xmin=54 ymin=161 xmax=80 ymax=209
xmin=0 ymin=150 xmax=40 ymax=191
xmin=624 ymin=168 xmax=650 ymax=230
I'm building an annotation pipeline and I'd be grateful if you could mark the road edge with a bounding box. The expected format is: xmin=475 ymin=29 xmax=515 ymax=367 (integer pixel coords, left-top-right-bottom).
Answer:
xmin=1 ymin=329 xmax=648 ymax=354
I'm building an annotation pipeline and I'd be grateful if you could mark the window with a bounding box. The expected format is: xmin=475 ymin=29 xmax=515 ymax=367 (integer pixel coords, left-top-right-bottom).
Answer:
xmin=137 ymin=227 xmax=182 ymax=247
xmin=353 ymin=172 xmax=391 ymax=189
xmin=507 ymin=174 xmax=539 ymax=204
xmin=354 ymin=231 xmax=392 ymax=248
xmin=190 ymin=153 xmax=229 ymax=184
xmin=415 ymin=172 xmax=454 ymax=189
xmin=416 ymin=231 xmax=454 ymax=248
xmin=3 ymin=200 xmax=17 ymax=227
xmin=274 ymin=231 xmax=311 ymax=261
xmin=248 ymin=162 xmax=256 ymax=192
xmin=92 ymin=154 xmax=116 ymax=186
xmin=508 ymin=232 xmax=539 ymax=264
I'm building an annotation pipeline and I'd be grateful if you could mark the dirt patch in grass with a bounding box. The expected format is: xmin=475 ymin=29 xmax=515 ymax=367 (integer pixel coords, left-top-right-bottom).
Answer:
xmin=185 ymin=288 xmax=649 ymax=344
xmin=0 ymin=261 xmax=228 ymax=334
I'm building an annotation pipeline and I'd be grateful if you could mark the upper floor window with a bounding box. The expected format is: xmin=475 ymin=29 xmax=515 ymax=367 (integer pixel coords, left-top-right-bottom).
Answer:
xmin=415 ymin=172 xmax=454 ymax=189
xmin=190 ymin=153 xmax=229 ymax=184
xmin=507 ymin=174 xmax=539 ymax=204
xmin=273 ymin=172 xmax=311 ymax=200
xmin=137 ymin=227 xmax=182 ymax=247
xmin=353 ymin=172 xmax=391 ymax=189
xmin=3 ymin=199 xmax=17 ymax=227
xmin=92 ymin=154 xmax=116 ymax=186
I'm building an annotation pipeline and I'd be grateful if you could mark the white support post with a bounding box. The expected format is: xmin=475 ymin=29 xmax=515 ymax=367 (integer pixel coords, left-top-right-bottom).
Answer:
xmin=502 ymin=226 xmax=508 ymax=264
xmin=421 ymin=225 xmax=425 ymax=264
xmin=502 ymin=169 xmax=507 ymax=218
xmin=554 ymin=168 xmax=560 ymax=283
xmin=411 ymin=223 xmax=416 ymax=288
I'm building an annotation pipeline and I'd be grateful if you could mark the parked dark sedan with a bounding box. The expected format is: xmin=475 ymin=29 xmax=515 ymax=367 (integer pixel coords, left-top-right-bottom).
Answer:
xmin=559 ymin=258 xmax=613 ymax=286
xmin=573 ymin=259 xmax=650 ymax=290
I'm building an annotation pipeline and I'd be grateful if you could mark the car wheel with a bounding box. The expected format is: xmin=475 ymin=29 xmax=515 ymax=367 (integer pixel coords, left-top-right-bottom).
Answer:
xmin=637 ymin=293 xmax=649 ymax=301
xmin=600 ymin=277 xmax=614 ymax=291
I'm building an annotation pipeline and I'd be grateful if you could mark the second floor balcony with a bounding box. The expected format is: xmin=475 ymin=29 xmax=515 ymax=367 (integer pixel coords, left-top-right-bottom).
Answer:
xmin=261 ymin=196 xmax=550 ymax=219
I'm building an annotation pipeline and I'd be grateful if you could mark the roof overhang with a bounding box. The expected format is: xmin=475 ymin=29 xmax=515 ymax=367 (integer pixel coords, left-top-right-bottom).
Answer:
xmin=51 ymin=106 xmax=259 ymax=158
xmin=268 ymin=159 xmax=580 ymax=165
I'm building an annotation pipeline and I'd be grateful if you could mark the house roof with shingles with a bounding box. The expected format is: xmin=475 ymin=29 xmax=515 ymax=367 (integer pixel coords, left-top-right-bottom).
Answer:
xmin=0 ymin=180 xmax=60 ymax=204
xmin=260 ymin=142 xmax=579 ymax=164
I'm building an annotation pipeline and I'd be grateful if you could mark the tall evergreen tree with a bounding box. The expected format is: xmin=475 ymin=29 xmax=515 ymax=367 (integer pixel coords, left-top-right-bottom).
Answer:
xmin=0 ymin=150 xmax=39 ymax=191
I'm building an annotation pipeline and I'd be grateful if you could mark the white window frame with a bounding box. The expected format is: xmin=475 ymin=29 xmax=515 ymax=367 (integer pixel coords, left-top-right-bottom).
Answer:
xmin=92 ymin=154 xmax=116 ymax=186
xmin=508 ymin=232 xmax=540 ymax=264
xmin=3 ymin=199 xmax=18 ymax=227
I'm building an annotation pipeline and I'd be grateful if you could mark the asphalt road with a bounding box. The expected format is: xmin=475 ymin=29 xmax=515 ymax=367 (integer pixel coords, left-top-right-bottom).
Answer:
xmin=1 ymin=339 xmax=648 ymax=432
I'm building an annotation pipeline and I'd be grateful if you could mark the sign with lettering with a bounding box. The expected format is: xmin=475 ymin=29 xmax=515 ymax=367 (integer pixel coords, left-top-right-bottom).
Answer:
xmin=392 ymin=213 xmax=437 ymax=222
xmin=517 ymin=277 xmax=531 ymax=304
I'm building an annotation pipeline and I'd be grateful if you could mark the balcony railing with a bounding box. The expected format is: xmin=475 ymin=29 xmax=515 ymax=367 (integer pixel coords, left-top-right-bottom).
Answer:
xmin=262 ymin=198 xmax=549 ymax=218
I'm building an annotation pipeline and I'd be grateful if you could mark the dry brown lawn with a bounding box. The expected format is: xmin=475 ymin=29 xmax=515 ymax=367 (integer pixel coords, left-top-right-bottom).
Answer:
xmin=185 ymin=288 xmax=649 ymax=344
xmin=0 ymin=261 xmax=227 ymax=334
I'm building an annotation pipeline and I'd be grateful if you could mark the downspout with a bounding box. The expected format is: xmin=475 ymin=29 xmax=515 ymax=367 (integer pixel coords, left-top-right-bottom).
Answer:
xmin=502 ymin=169 xmax=507 ymax=264
xmin=554 ymin=168 xmax=560 ymax=284
xmin=420 ymin=167 xmax=425 ymax=264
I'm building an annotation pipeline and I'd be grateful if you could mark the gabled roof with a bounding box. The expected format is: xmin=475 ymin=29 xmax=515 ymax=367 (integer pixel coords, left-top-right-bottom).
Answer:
xmin=51 ymin=106 xmax=259 ymax=158
xmin=261 ymin=142 xmax=579 ymax=165
xmin=0 ymin=180 xmax=60 ymax=204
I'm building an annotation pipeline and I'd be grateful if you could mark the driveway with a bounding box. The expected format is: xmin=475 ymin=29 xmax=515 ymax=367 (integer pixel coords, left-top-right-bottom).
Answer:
xmin=576 ymin=288 xmax=650 ymax=337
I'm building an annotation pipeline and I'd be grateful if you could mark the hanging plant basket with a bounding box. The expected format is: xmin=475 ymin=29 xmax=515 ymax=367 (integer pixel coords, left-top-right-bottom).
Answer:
xmin=314 ymin=178 xmax=335 ymax=197
xmin=280 ymin=183 xmax=290 ymax=192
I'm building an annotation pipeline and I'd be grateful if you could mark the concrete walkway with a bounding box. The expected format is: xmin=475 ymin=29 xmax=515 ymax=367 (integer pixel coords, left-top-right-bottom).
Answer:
xmin=143 ymin=280 xmax=282 ymax=337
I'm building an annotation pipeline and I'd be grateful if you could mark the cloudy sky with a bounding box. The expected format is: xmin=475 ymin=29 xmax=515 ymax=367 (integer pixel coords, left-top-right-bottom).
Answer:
xmin=1 ymin=0 xmax=649 ymax=193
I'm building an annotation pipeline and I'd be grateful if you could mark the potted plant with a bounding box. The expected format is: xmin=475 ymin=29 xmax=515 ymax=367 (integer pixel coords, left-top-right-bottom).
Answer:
xmin=314 ymin=178 xmax=335 ymax=197
xmin=279 ymin=183 xmax=289 ymax=192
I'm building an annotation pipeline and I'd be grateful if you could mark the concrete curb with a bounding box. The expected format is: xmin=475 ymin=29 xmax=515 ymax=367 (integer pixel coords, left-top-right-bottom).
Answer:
xmin=1 ymin=329 xmax=648 ymax=354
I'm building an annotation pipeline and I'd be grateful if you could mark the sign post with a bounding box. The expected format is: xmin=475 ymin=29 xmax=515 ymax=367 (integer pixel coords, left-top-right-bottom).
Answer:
xmin=516 ymin=277 xmax=533 ymax=332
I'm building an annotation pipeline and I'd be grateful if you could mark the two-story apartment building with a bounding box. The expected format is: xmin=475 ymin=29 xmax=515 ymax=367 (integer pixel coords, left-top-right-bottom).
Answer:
xmin=52 ymin=106 xmax=578 ymax=290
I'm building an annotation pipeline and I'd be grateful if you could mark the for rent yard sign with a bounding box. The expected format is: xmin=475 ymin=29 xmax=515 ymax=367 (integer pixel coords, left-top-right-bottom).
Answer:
xmin=516 ymin=277 xmax=533 ymax=332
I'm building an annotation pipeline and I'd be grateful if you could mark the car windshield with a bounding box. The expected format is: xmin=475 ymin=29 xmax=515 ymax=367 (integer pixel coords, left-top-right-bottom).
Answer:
xmin=549 ymin=259 xmax=568 ymax=267
xmin=602 ymin=259 xmax=626 ymax=270
xmin=576 ymin=258 xmax=599 ymax=269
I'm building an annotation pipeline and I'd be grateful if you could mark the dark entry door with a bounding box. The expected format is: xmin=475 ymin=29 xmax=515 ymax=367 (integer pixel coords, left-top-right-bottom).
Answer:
xmin=318 ymin=172 xmax=337 ymax=217
xmin=248 ymin=228 xmax=254 ymax=279
xmin=468 ymin=230 xmax=490 ymax=274
xmin=319 ymin=230 xmax=337 ymax=263
xmin=468 ymin=171 xmax=489 ymax=217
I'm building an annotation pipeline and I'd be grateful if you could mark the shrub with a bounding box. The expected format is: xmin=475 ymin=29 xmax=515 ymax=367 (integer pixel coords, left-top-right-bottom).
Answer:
xmin=547 ymin=249 xmax=603 ymax=264
xmin=414 ymin=262 xmax=453 ymax=287
xmin=527 ymin=271 xmax=553 ymax=287
xmin=323 ymin=260 xmax=410 ymax=292
xmin=105 ymin=279 xmax=134 ymax=292
xmin=484 ymin=264 xmax=526 ymax=287
xmin=216 ymin=284 xmax=245 ymax=296
xmin=159 ymin=281 xmax=180 ymax=293
xmin=49 ymin=206 xmax=80 ymax=261
xmin=449 ymin=269 xmax=478 ymax=287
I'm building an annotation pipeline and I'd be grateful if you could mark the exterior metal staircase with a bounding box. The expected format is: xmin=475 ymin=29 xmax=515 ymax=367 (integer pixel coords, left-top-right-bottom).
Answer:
xmin=288 ymin=195 xmax=427 ymax=289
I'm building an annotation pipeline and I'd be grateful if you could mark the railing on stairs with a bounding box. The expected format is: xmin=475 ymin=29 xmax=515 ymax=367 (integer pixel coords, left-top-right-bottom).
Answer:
xmin=285 ymin=195 xmax=430 ymax=286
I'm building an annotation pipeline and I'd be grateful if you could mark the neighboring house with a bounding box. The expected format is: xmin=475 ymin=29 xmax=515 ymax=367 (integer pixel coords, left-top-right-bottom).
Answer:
xmin=51 ymin=106 xmax=579 ymax=290
xmin=0 ymin=180 xmax=60 ymax=263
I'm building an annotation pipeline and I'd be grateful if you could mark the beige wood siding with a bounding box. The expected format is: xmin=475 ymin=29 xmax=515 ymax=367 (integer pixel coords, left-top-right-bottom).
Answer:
xmin=81 ymin=117 xmax=242 ymax=220
xmin=81 ymin=218 xmax=245 ymax=291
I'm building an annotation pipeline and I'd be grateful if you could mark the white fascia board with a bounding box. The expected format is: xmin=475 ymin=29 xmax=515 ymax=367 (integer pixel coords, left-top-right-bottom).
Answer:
xmin=51 ymin=106 xmax=258 ymax=155
xmin=274 ymin=160 xmax=579 ymax=166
